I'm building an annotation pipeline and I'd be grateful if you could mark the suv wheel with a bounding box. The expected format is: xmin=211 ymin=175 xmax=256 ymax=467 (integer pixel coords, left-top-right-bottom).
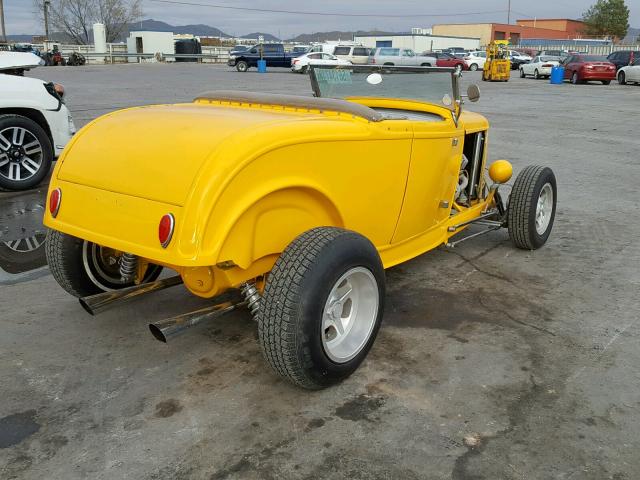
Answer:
xmin=236 ymin=60 xmax=249 ymax=72
xmin=0 ymin=114 xmax=53 ymax=191
xmin=258 ymin=227 xmax=385 ymax=389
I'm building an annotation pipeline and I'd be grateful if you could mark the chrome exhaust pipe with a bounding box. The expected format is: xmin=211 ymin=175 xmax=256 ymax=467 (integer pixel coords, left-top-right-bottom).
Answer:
xmin=79 ymin=275 xmax=183 ymax=316
xmin=149 ymin=300 xmax=243 ymax=343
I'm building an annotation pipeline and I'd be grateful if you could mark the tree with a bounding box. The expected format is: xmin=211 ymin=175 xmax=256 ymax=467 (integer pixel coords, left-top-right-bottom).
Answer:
xmin=33 ymin=0 xmax=142 ymax=44
xmin=582 ymin=0 xmax=630 ymax=40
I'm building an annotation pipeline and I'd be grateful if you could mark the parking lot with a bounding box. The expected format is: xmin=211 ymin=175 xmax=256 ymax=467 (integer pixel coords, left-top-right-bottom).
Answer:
xmin=1 ymin=63 xmax=640 ymax=479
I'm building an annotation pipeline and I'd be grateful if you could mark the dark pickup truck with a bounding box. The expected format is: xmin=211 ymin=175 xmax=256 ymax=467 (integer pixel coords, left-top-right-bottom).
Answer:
xmin=227 ymin=43 xmax=298 ymax=72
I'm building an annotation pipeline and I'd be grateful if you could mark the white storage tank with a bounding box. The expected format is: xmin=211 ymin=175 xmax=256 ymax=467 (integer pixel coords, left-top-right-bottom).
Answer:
xmin=93 ymin=23 xmax=107 ymax=64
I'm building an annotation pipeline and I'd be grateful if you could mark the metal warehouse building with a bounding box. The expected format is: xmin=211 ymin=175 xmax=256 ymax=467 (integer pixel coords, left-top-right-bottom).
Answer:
xmin=352 ymin=32 xmax=480 ymax=53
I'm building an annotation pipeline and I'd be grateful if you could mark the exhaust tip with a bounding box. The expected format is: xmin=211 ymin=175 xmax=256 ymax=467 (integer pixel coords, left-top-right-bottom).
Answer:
xmin=79 ymin=298 xmax=96 ymax=316
xmin=149 ymin=323 xmax=168 ymax=343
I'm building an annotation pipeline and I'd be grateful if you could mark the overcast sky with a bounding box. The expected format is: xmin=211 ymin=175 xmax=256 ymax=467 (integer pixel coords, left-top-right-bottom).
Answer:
xmin=3 ymin=0 xmax=639 ymax=37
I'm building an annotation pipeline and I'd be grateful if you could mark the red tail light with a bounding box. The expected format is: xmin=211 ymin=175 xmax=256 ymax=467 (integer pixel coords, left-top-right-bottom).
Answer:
xmin=293 ymin=59 xmax=299 ymax=64
xmin=371 ymin=58 xmax=376 ymax=64
xmin=542 ymin=64 xmax=553 ymax=67
xmin=158 ymin=213 xmax=175 ymax=248
xmin=49 ymin=188 xmax=61 ymax=217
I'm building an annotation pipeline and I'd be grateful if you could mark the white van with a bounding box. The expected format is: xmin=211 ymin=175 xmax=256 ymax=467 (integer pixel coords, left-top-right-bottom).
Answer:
xmin=331 ymin=45 xmax=372 ymax=65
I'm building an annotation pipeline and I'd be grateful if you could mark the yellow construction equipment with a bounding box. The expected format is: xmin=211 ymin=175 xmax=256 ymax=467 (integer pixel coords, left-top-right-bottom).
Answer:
xmin=483 ymin=40 xmax=511 ymax=82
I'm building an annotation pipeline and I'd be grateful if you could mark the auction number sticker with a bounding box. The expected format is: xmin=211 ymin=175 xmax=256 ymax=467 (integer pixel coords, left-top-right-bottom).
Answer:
xmin=316 ymin=69 xmax=353 ymax=85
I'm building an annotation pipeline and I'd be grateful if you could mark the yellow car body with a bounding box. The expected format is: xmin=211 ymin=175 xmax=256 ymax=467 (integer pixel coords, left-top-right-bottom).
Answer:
xmin=44 ymin=92 xmax=499 ymax=299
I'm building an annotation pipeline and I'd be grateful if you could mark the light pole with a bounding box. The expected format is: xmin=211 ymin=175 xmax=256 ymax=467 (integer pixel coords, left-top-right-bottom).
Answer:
xmin=44 ymin=0 xmax=51 ymax=39
xmin=0 ymin=0 xmax=7 ymax=43
xmin=507 ymin=0 xmax=511 ymax=24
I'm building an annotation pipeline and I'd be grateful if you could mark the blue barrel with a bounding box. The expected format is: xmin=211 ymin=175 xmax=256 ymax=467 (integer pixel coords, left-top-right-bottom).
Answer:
xmin=550 ymin=66 xmax=564 ymax=84
xmin=257 ymin=59 xmax=267 ymax=73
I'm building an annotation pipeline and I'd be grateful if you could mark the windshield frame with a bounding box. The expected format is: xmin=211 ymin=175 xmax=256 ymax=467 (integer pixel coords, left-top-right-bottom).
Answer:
xmin=309 ymin=64 xmax=461 ymax=119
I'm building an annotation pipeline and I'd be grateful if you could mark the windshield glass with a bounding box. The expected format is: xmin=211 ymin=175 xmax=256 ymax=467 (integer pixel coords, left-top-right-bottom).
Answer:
xmin=310 ymin=65 xmax=457 ymax=111
xmin=579 ymin=55 xmax=608 ymax=62
xmin=540 ymin=56 xmax=560 ymax=62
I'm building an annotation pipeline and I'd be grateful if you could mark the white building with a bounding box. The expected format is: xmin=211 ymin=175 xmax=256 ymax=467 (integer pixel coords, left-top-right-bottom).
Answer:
xmin=126 ymin=31 xmax=175 ymax=61
xmin=353 ymin=33 xmax=480 ymax=53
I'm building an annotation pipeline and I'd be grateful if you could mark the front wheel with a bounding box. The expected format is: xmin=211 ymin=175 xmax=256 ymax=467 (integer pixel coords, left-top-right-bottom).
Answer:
xmin=236 ymin=60 xmax=248 ymax=72
xmin=46 ymin=230 xmax=162 ymax=298
xmin=601 ymin=80 xmax=611 ymax=85
xmin=0 ymin=114 xmax=53 ymax=191
xmin=258 ymin=227 xmax=385 ymax=389
xmin=469 ymin=63 xmax=478 ymax=71
xmin=507 ymin=166 xmax=557 ymax=250
xmin=618 ymin=71 xmax=626 ymax=85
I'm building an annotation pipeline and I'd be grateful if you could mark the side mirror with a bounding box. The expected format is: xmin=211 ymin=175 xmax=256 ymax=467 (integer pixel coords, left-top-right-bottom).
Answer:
xmin=466 ymin=84 xmax=481 ymax=102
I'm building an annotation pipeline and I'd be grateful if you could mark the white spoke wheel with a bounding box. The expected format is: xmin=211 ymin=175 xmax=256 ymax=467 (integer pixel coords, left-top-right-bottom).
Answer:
xmin=0 ymin=115 xmax=53 ymax=191
xmin=258 ymin=227 xmax=385 ymax=389
xmin=507 ymin=165 xmax=557 ymax=250
xmin=46 ymin=230 xmax=162 ymax=298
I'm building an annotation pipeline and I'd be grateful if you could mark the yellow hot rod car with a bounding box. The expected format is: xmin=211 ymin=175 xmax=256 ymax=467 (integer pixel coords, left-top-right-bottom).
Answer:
xmin=44 ymin=65 xmax=556 ymax=389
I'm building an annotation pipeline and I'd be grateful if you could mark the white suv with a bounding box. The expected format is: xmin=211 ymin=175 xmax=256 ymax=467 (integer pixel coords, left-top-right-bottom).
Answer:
xmin=463 ymin=51 xmax=487 ymax=71
xmin=0 ymin=52 xmax=76 ymax=190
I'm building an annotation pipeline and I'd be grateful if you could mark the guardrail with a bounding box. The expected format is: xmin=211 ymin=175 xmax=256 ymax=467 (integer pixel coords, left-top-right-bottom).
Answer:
xmin=66 ymin=51 xmax=231 ymax=64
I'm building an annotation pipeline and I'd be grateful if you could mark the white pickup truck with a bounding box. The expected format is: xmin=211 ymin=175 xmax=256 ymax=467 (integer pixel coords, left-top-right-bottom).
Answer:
xmin=0 ymin=52 xmax=76 ymax=190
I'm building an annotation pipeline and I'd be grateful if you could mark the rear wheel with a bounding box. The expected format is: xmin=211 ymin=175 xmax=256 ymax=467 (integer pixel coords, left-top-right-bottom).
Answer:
xmin=534 ymin=69 xmax=540 ymax=79
xmin=618 ymin=71 xmax=626 ymax=85
xmin=0 ymin=115 xmax=53 ymax=191
xmin=258 ymin=227 xmax=385 ymax=389
xmin=46 ymin=230 xmax=162 ymax=298
xmin=236 ymin=60 xmax=248 ymax=72
xmin=519 ymin=68 xmax=525 ymax=78
xmin=507 ymin=165 xmax=557 ymax=250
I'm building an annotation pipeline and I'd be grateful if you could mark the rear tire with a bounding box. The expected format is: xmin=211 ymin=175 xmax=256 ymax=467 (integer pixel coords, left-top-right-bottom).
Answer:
xmin=618 ymin=71 xmax=626 ymax=85
xmin=534 ymin=69 xmax=540 ymax=79
xmin=46 ymin=230 xmax=163 ymax=298
xmin=519 ymin=68 xmax=525 ymax=78
xmin=507 ymin=166 xmax=557 ymax=250
xmin=571 ymin=71 xmax=580 ymax=84
xmin=258 ymin=227 xmax=385 ymax=389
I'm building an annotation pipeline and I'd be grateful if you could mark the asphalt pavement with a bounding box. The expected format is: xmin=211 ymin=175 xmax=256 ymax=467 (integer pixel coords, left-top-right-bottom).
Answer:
xmin=1 ymin=63 xmax=639 ymax=480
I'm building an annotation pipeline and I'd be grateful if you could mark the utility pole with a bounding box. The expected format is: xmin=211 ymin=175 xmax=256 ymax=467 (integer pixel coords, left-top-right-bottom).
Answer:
xmin=0 ymin=0 xmax=7 ymax=43
xmin=44 ymin=0 xmax=51 ymax=39
xmin=507 ymin=0 xmax=511 ymax=24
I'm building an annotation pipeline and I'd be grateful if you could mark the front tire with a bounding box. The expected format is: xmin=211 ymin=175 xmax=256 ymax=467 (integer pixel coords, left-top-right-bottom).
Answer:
xmin=236 ymin=60 xmax=248 ymax=72
xmin=601 ymin=80 xmax=611 ymax=85
xmin=258 ymin=227 xmax=385 ymax=389
xmin=46 ymin=230 xmax=162 ymax=298
xmin=618 ymin=71 xmax=626 ymax=85
xmin=469 ymin=63 xmax=478 ymax=71
xmin=0 ymin=115 xmax=53 ymax=191
xmin=507 ymin=166 xmax=557 ymax=250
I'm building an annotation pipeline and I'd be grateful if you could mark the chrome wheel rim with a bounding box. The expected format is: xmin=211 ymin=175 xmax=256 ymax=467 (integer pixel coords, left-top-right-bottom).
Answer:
xmin=0 ymin=127 xmax=44 ymax=182
xmin=321 ymin=267 xmax=379 ymax=363
xmin=82 ymin=241 xmax=127 ymax=290
xmin=535 ymin=183 xmax=553 ymax=235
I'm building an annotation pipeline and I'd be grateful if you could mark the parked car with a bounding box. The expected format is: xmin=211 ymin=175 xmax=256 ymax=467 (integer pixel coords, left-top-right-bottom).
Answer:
xmin=617 ymin=58 xmax=640 ymax=85
xmin=291 ymin=52 xmax=351 ymax=73
xmin=227 ymin=43 xmax=297 ymax=72
xmin=428 ymin=52 xmax=466 ymax=71
xmin=519 ymin=55 xmax=561 ymax=79
xmin=562 ymin=54 xmax=616 ymax=85
xmin=463 ymin=51 xmax=487 ymax=71
xmin=0 ymin=52 xmax=76 ymax=190
xmin=332 ymin=45 xmax=371 ymax=65
xmin=43 ymin=65 xmax=557 ymax=389
xmin=607 ymin=50 xmax=640 ymax=71
xmin=368 ymin=47 xmax=436 ymax=66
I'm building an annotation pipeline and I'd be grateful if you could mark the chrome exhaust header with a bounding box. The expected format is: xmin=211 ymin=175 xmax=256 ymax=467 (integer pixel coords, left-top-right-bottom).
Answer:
xmin=149 ymin=300 xmax=244 ymax=343
xmin=79 ymin=275 xmax=183 ymax=315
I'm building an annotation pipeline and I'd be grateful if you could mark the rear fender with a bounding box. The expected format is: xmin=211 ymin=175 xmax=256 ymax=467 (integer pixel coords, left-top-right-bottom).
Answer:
xmin=216 ymin=186 xmax=343 ymax=270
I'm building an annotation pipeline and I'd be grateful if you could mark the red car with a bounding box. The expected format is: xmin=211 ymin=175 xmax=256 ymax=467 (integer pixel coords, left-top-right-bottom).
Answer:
xmin=429 ymin=52 xmax=467 ymax=71
xmin=563 ymin=54 xmax=616 ymax=85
